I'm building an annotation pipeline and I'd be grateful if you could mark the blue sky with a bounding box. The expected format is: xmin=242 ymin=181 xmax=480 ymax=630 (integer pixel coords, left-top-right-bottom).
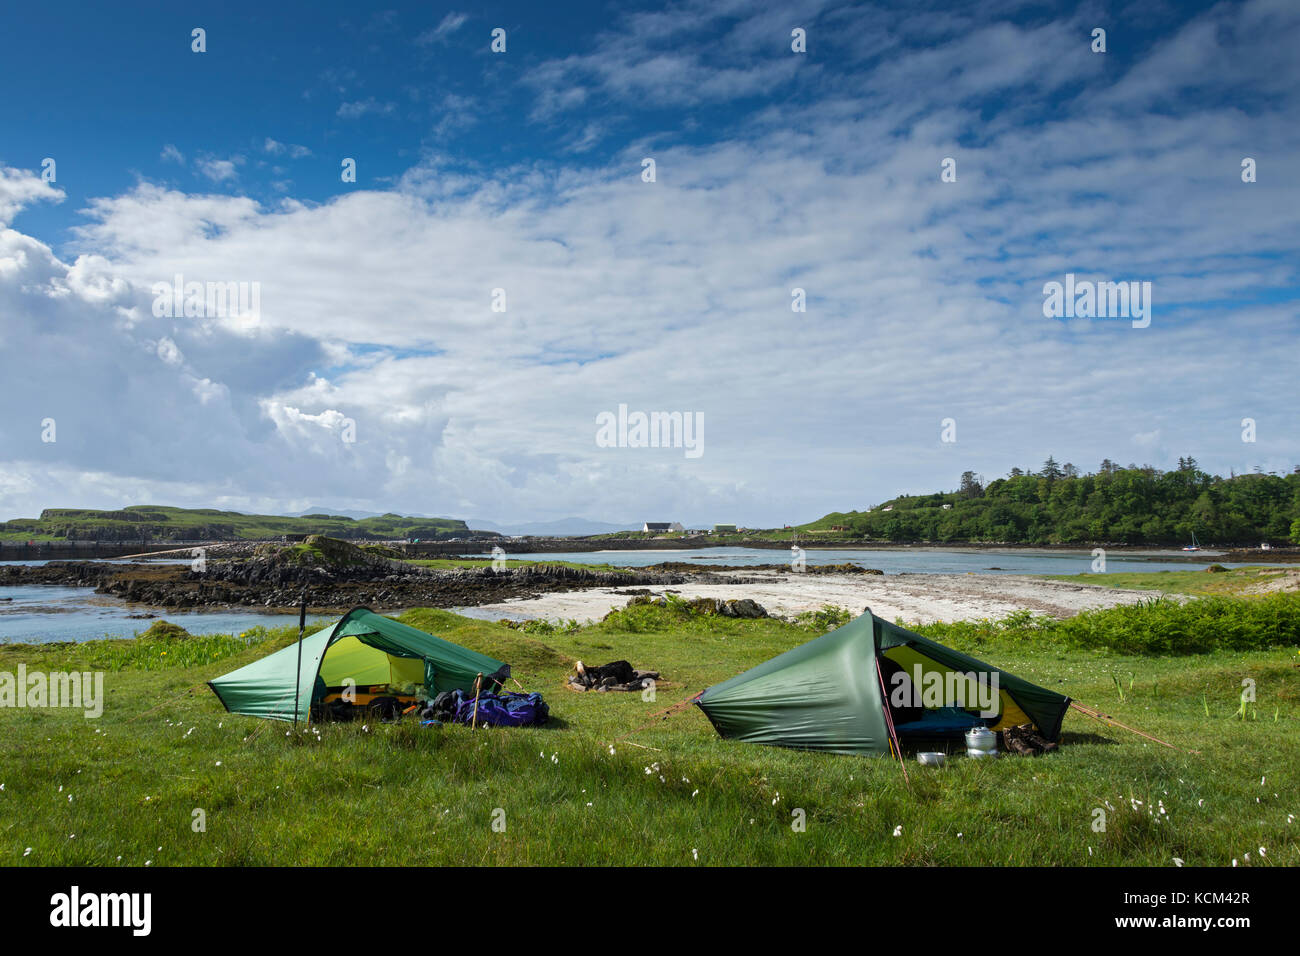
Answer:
xmin=1 ymin=0 xmax=1297 ymax=526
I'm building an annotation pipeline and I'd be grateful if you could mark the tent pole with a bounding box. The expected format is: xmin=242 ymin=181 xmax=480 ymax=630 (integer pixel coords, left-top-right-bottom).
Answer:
xmin=292 ymin=593 xmax=306 ymax=729
xmin=875 ymin=656 xmax=909 ymax=785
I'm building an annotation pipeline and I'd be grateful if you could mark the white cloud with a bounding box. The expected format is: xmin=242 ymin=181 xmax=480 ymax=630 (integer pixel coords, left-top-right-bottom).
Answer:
xmin=566 ymin=123 xmax=604 ymax=153
xmin=337 ymin=98 xmax=396 ymax=119
xmin=156 ymin=336 xmax=184 ymax=366
xmin=521 ymin=0 xmax=823 ymax=118
xmin=195 ymin=156 xmax=243 ymax=183
xmin=416 ymin=11 xmax=469 ymax=46
xmin=263 ymin=138 xmax=312 ymax=158
xmin=63 ymin=254 xmax=130 ymax=304
xmin=0 ymin=166 xmax=64 ymax=225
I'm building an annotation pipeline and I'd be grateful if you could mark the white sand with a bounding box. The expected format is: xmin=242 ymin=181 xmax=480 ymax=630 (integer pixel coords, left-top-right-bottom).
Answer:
xmin=466 ymin=570 xmax=1168 ymax=625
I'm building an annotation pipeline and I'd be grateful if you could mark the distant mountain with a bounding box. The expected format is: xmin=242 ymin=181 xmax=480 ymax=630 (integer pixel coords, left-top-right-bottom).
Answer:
xmin=466 ymin=517 xmax=641 ymax=537
xmin=288 ymin=507 xmax=406 ymax=521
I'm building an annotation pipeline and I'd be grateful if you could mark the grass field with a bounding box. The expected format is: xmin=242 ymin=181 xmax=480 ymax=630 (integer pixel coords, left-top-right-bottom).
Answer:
xmin=2 ymin=599 xmax=1297 ymax=867
xmin=1044 ymin=566 xmax=1297 ymax=597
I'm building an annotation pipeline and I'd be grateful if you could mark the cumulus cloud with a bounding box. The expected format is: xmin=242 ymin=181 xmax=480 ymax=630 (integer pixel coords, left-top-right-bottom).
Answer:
xmin=0 ymin=220 xmax=331 ymax=518
xmin=0 ymin=166 xmax=64 ymax=225
xmin=63 ymin=254 xmax=131 ymax=304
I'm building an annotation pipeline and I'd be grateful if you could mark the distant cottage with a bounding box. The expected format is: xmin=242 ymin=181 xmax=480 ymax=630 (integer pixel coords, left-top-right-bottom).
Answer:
xmin=713 ymin=523 xmax=739 ymax=533
xmin=643 ymin=522 xmax=685 ymax=533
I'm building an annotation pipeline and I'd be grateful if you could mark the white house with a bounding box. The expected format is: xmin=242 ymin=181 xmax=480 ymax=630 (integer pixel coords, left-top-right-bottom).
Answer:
xmin=643 ymin=521 xmax=685 ymax=533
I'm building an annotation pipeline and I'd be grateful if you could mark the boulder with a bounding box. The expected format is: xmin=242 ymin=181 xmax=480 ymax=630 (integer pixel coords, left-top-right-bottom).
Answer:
xmin=719 ymin=598 xmax=767 ymax=618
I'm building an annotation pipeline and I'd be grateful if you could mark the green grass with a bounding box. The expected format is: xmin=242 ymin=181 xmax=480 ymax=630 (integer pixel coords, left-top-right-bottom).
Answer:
xmin=2 ymin=600 xmax=1297 ymax=866
xmin=403 ymin=557 xmax=635 ymax=573
xmin=1043 ymin=566 xmax=1294 ymax=597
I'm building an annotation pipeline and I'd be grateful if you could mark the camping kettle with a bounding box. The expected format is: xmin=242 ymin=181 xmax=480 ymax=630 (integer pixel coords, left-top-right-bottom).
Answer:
xmin=965 ymin=727 xmax=997 ymax=756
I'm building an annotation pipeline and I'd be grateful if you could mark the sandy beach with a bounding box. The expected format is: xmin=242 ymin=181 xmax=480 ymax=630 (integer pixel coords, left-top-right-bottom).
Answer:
xmin=466 ymin=570 xmax=1169 ymax=624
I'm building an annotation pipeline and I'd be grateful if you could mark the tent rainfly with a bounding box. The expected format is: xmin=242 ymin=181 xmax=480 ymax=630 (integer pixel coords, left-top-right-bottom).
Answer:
xmin=208 ymin=607 xmax=510 ymax=722
xmin=695 ymin=609 xmax=1069 ymax=756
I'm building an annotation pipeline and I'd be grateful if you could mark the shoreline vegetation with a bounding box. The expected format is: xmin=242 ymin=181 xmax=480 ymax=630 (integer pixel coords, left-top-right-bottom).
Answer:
xmin=796 ymin=459 xmax=1300 ymax=548
xmin=0 ymin=505 xmax=469 ymax=544
xmin=3 ymin=459 xmax=1299 ymax=552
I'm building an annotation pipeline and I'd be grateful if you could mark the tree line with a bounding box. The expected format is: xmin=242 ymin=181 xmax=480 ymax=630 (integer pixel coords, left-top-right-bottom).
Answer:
xmin=810 ymin=458 xmax=1300 ymax=546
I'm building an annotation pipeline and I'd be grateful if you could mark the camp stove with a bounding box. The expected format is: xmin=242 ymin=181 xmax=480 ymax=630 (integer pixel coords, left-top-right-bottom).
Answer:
xmin=965 ymin=726 xmax=998 ymax=758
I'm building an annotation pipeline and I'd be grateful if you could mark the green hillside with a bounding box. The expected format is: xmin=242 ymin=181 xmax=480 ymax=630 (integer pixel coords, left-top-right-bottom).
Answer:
xmin=0 ymin=505 xmax=472 ymax=543
xmin=801 ymin=459 xmax=1300 ymax=547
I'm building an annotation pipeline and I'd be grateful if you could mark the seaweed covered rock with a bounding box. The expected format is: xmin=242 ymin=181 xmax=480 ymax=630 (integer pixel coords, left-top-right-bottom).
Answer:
xmin=641 ymin=595 xmax=769 ymax=618
xmin=139 ymin=620 xmax=192 ymax=640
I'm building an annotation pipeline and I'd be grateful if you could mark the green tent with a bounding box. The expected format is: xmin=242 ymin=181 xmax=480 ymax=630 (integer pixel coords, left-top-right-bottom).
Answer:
xmin=696 ymin=609 xmax=1069 ymax=756
xmin=208 ymin=607 xmax=510 ymax=722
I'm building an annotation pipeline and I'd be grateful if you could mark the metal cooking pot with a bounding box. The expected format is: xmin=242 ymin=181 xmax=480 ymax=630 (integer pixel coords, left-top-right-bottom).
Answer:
xmin=965 ymin=727 xmax=997 ymax=754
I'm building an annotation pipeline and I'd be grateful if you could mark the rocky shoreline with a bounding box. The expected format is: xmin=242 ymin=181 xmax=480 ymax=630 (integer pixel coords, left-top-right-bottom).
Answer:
xmin=0 ymin=555 xmax=764 ymax=614
xmin=2 ymin=532 xmax=1293 ymax=622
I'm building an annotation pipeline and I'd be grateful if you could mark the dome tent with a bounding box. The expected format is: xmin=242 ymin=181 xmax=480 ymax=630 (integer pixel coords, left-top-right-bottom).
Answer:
xmin=695 ymin=609 xmax=1069 ymax=756
xmin=208 ymin=607 xmax=510 ymax=722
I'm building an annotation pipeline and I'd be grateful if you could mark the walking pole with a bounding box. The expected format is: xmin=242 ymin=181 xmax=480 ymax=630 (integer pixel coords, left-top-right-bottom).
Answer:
xmin=292 ymin=593 xmax=306 ymax=729
xmin=471 ymin=673 xmax=484 ymax=729
xmin=875 ymin=657 xmax=910 ymax=785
